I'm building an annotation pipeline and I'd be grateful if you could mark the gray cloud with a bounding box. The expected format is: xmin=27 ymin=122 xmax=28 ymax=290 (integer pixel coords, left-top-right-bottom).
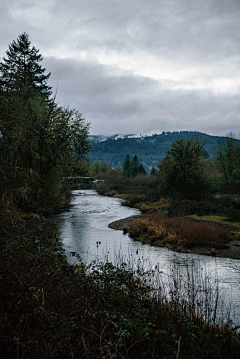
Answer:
xmin=1 ymin=0 xmax=240 ymax=136
xmin=44 ymin=57 xmax=240 ymax=136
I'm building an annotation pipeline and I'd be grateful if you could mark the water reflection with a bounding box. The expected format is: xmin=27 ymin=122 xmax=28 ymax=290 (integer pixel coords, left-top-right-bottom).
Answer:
xmin=55 ymin=189 xmax=240 ymax=325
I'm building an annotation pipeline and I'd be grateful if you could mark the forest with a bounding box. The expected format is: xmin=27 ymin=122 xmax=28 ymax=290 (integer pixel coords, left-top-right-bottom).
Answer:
xmin=87 ymin=131 xmax=239 ymax=169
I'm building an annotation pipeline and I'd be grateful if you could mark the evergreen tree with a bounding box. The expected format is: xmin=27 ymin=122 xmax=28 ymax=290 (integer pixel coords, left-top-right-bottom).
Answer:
xmin=214 ymin=134 xmax=240 ymax=191
xmin=0 ymin=32 xmax=52 ymax=98
xmin=150 ymin=166 xmax=157 ymax=175
xmin=131 ymin=155 xmax=140 ymax=177
xmin=123 ymin=154 xmax=131 ymax=177
xmin=138 ymin=163 xmax=146 ymax=175
xmin=123 ymin=154 xmax=146 ymax=177
xmin=0 ymin=34 xmax=91 ymax=209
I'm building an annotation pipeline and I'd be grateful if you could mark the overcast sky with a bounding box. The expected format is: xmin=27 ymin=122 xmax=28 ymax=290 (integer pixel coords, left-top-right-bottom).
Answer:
xmin=1 ymin=0 xmax=240 ymax=136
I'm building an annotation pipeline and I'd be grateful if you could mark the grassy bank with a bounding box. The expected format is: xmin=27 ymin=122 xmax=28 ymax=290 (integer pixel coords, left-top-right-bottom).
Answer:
xmin=1 ymin=217 xmax=240 ymax=358
xmin=95 ymin=176 xmax=240 ymax=255
xmin=128 ymin=215 xmax=232 ymax=253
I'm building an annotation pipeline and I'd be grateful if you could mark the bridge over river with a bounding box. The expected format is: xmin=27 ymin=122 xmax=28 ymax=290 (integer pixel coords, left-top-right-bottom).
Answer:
xmin=63 ymin=176 xmax=96 ymax=189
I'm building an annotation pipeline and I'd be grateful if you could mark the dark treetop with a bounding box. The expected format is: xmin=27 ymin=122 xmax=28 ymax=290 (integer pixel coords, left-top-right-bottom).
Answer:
xmin=0 ymin=32 xmax=52 ymax=98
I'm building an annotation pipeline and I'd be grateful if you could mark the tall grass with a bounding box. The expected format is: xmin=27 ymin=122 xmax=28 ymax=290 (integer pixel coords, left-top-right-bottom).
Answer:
xmin=93 ymin=248 xmax=233 ymax=327
xmin=128 ymin=215 xmax=230 ymax=250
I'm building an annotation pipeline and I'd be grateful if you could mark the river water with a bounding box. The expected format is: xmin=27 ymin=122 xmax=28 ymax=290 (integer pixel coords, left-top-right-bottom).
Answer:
xmin=55 ymin=189 xmax=240 ymax=326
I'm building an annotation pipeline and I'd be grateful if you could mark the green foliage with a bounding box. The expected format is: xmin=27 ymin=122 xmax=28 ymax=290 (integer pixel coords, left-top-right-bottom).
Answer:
xmin=166 ymin=195 xmax=240 ymax=223
xmin=200 ymin=148 xmax=210 ymax=158
xmin=122 ymin=154 xmax=146 ymax=177
xmin=90 ymin=133 xmax=240 ymax=200
xmin=0 ymin=34 xmax=91 ymax=210
xmin=88 ymin=131 xmax=237 ymax=169
xmin=167 ymin=199 xmax=225 ymax=217
xmin=138 ymin=163 xmax=146 ymax=175
xmin=0 ymin=88 xmax=91 ymax=209
xmin=131 ymin=154 xmax=141 ymax=176
xmin=150 ymin=166 xmax=157 ymax=175
xmin=89 ymin=160 xmax=111 ymax=178
xmin=96 ymin=169 xmax=160 ymax=204
xmin=158 ymin=137 xmax=211 ymax=200
xmin=214 ymin=134 xmax=240 ymax=192
xmin=0 ymin=32 xmax=52 ymax=99
xmin=123 ymin=154 xmax=131 ymax=177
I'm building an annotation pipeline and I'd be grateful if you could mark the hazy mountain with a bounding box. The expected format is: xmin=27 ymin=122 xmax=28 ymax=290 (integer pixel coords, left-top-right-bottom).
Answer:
xmin=87 ymin=131 xmax=237 ymax=170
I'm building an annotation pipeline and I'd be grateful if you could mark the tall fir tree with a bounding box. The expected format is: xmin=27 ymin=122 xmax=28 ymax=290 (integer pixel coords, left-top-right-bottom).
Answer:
xmin=138 ymin=163 xmax=146 ymax=175
xmin=0 ymin=34 xmax=91 ymax=209
xmin=150 ymin=166 xmax=157 ymax=175
xmin=0 ymin=32 xmax=52 ymax=98
xmin=123 ymin=154 xmax=131 ymax=177
xmin=131 ymin=155 xmax=140 ymax=177
xmin=214 ymin=134 xmax=240 ymax=191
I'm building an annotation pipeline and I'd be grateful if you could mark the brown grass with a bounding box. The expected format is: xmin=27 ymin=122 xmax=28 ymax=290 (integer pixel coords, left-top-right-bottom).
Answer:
xmin=128 ymin=215 xmax=230 ymax=252
xmin=133 ymin=198 xmax=171 ymax=214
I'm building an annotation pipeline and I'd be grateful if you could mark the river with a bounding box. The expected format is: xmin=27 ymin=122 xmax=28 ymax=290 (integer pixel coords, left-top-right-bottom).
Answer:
xmin=55 ymin=189 xmax=240 ymax=326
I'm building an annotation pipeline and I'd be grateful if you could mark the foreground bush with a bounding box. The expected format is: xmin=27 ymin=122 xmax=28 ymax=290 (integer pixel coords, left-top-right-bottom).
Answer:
xmin=1 ymin=221 xmax=240 ymax=358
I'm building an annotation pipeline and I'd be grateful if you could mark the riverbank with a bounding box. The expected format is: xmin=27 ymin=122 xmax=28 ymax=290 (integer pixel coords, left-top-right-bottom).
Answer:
xmin=109 ymin=215 xmax=240 ymax=260
xmin=1 ymin=220 xmax=240 ymax=359
xmin=2 ymin=189 xmax=240 ymax=358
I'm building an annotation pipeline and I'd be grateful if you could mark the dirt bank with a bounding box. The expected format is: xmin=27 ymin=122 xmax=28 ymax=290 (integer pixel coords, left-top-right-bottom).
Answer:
xmin=109 ymin=216 xmax=240 ymax=260
xmin=108 ymin=215 xmax=142 ymax=231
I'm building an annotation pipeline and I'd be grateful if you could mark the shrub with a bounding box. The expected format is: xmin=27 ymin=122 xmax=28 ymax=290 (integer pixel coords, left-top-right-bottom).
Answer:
xmin=96 ymin=172 xmax=160 ymax=204
xmin=1 ymin=221 xmax=239 ymax=358
xmin=167 ymin=200 xmax=225 ymax=217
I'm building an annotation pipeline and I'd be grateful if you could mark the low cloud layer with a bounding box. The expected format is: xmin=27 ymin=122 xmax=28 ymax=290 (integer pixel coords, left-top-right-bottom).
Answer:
xmin=1 ymin=0 xmax=240 ymax=136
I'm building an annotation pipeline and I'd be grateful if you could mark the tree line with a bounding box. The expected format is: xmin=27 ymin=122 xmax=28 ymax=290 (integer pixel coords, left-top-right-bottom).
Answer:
xmin=93 ymin=134 xmax=240 ymax=202
xmin=88 ymin=131 xmax=231 ymax=169
xmin=157 ymin=135 xmax=240 ymax=199
xmin=123 ymin=154 xmax=146 ymax=177
xmin=0 ymin=33 xmax=91 ymax=212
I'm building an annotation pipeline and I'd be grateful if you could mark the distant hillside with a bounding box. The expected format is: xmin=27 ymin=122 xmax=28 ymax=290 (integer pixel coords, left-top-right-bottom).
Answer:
xmin=87 ymin=131 xmax=237 ymax=170
xmin=89 ymin=134 xmax=140 ymax=143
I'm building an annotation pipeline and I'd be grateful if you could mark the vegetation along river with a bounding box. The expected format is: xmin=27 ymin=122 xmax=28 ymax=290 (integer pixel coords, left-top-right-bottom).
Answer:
xmin=55 ymin=189 xmax=240 ymax=326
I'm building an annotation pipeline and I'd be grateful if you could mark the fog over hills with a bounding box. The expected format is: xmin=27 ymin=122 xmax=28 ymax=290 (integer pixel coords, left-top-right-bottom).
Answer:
xmin=88 ymin=131 xmax=238 ymax=170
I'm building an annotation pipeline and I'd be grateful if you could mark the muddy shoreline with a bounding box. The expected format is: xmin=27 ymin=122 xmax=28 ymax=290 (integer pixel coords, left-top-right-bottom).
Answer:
xmin=109 ymin=216 xmax=240 ymax=260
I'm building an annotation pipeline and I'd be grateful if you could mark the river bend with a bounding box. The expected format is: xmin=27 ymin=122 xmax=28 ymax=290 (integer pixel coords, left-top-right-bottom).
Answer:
xmin=55 ymin=190 xmax=240 ymax=326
